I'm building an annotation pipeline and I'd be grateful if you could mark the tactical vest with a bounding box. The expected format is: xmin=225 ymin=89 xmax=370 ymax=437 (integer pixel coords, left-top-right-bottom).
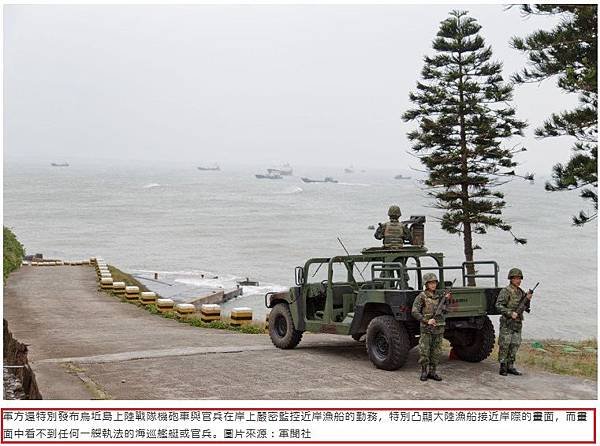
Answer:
xmin=383 ymin=221 xmax=406 ymax=247
xmin=418 ymin=291 xmax=446 ymax=327
xmin=500 ymin=285 xmax=526 ymax=322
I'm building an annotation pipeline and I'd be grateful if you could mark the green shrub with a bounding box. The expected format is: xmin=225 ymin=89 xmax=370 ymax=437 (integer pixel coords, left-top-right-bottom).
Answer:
xmin=240 ymin=324 xmax=266 ymax=334
xmin=3 ymin=227 xmax=24 ymax=282
xmin=146 ymin=304 xmax=159 ymax=315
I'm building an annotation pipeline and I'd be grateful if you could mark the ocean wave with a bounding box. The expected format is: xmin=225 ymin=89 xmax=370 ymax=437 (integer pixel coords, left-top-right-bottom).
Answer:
xmin=278 ymin=186 xmax=303 ymax=195
xmin=337 ymin=182 xmax=370 ymax=187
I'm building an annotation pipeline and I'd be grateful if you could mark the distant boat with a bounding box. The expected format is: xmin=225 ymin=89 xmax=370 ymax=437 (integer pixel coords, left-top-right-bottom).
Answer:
xmin=51 ymin=162 xmax=69 ymax=167
xmin=267 ymin=163 xmax=293 ymax=176
xmin=394 ymin=174 xmax=411 ymax=180
xmin=255 ymin=172 xmax=283 ymax=180
xmin=344 ymin=167 xmax=354 ymax=174
xmin=301 ymin=176 xmax=338 ymax=184
xmin=237 ymin=277 xmax=260 ymax=286
xmin=197 ymin=165 xmax=220 ymax=171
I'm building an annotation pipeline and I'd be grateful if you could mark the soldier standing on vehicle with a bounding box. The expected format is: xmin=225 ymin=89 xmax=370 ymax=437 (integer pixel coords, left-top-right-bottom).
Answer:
xmin=411 ymin=273 xmax=447 ymax=382
xmin=496 ymin=268 xmax=533 ymax=376
xmin=374 ymin=205 xmax=410 ymax=248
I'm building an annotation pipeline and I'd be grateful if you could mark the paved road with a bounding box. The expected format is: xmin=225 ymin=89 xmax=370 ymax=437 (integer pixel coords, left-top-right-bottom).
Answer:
xmin=4 ymin=266 xmax=597 ymax=400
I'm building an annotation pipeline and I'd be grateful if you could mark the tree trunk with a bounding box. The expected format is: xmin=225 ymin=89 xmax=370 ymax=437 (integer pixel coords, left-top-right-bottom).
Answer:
xmin=457 ymin=41 xmax=476 ymax=286
xmin=462 ymin=214 xmax=476 ymax=286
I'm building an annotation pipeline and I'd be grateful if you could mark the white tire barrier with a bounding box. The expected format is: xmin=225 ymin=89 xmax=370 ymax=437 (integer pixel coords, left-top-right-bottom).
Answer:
xmin=230 ymin=307 xmax=253 ymax=327
xmin=100 ymin=277 xmax=113 ymax=290
xmin=175 ymin=303 xmax=195 ymax=319
xmin=200 ymin=304 xmax=221 ymax=323
xmin=156 ymin=298 xmax=174 ymax=313
xmin=112 ymin=281 xmax=126 ymax=295
xmin=125 ymin=286 xmax=140 ymax=301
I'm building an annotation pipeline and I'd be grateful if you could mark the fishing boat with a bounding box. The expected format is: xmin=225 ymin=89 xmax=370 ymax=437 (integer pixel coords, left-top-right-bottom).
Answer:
xmin=237 ymin=277 xmax=260 ymax=286
xmin=394 ymin=174 xmax=411 ymax=180
xmin=267 ymin=163 xmax=293 ymax=176
xmin=344 ymin=166 xmax=354 ymax=174
xmin=197 ymin=165 xmax=220 ymax=171
xmin=301 ymin=176 xmax=338 ymax=184
xmin=255 ymin=172 xmax=283 ymax=180
xmin=51 ymin=162 xmax=69 ymax=167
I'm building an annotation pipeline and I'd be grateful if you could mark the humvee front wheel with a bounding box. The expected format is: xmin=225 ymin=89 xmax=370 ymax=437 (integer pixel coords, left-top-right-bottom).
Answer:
xmin=450 ymin=316 xmax=495 ymax=362
xmin=268 ymin=303 xmax=303 ymax=349
xmin=366 ymin=315 xmax=409 ymax=370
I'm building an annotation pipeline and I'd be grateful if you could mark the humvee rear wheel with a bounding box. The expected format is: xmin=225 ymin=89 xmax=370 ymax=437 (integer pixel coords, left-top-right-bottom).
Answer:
xmin=366 ymin=315 xmax=409 ymax=371
xmin=269 ymin=303 xmax=303 ymax=349
xmin=450 ymin=316 xmax=495 ymax=362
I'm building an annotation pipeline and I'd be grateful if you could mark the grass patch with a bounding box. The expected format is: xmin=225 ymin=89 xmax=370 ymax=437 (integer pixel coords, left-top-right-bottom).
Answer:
xmin=107 ymin=265 xmax=151 ymax=293
xmin=181 ymin=316 xmax=266 ymax=333
xmin=3 ymin=227 xmax=24 ymax=283
xmin=486 ymin=338 xmax=597 ymax=379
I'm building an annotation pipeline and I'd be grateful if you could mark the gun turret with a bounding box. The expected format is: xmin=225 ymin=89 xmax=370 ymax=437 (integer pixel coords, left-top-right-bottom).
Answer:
xmin=402 ymin=215 xmax=426 ymax=246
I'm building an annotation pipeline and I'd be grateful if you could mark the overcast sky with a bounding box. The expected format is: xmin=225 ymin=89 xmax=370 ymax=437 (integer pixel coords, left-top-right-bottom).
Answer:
xmin=4 ymin=4 xmax=580 ymax=172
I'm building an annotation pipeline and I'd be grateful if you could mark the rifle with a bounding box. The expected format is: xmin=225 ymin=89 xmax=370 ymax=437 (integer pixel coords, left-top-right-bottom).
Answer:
xmin=513 ymin=282 xmax=539 ymax=320
xmin=426 ymin=279 xmax=456 ymax=332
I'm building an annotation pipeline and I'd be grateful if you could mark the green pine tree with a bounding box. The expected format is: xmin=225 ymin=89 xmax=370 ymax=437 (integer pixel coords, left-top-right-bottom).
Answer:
xmin=511 ymin=4 xmax=597 ymax=226
xmin=403 ymin=10 xmax=527 ymax=285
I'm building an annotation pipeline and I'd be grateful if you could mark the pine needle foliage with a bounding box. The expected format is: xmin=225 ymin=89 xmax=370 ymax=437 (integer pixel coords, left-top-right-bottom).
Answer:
xmin=403 ymin=11 xmax=527 ymax=284
xmin=511 ymin=5 xmax=597 ymax=226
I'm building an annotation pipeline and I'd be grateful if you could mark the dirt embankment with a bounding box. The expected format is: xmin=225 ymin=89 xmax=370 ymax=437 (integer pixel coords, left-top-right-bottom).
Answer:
xmin=3 ymin=319 xmax=41 ymax=399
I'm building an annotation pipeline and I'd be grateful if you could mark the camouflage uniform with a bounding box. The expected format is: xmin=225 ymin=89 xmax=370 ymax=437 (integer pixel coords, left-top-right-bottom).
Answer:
xmin=412 ymin=276 xmax=446 ymax=381
xmin=374 ymin=205 xmax=410 ymax=248
xmin=496 ymin=268 xmax=530 ymax=376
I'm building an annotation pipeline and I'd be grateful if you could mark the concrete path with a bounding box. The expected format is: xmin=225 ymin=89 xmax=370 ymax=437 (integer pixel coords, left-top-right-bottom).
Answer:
xmin=4 ymin=266 xmax=597 ymax=400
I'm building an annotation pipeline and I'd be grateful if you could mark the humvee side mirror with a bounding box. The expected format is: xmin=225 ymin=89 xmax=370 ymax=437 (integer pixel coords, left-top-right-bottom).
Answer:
xmin=295 ymin=266 xmax=305 ymax=286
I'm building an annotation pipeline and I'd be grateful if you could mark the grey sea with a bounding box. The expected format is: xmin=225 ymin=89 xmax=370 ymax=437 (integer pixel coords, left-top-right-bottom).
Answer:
xmin=4 ymin=160 xmax=597 ymax=340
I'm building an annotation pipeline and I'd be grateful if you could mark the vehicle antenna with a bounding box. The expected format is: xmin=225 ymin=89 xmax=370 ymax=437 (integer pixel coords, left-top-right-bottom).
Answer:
xmin=337 ymin=237 xmax=366 ymax=282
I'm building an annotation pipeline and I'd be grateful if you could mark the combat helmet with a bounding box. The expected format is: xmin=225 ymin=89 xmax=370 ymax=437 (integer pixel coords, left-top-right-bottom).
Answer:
xmin=388 ymin=205 xmax=402 ymax=218
xmin=507 ymin=268 xmax=523 ymax=279
xmin=423 ymin=273 xmax=438 ymax=284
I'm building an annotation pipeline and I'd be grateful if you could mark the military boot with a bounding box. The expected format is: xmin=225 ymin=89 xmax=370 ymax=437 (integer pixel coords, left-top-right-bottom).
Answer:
xmin=419 ymin=366 xmax=428 ymax=381
xmin=507 ymin=363 xmax=522 ymax=375
xmin=428 ymin=366 xmax=442 ymax=381
xmin=499 ymin=363 xmax=508 ymax=376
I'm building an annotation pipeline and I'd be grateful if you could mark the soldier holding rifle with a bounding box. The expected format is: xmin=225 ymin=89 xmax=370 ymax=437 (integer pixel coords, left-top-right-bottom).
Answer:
xmin=411 ymin=273 xmax=453 ymax=382
xmin=496 ymin=268 xmax=539 ymax=376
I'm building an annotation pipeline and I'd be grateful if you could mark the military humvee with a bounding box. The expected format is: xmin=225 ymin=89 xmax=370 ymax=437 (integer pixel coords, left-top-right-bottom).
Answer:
xmin=265 ymin=216 xmax=501 ymax=370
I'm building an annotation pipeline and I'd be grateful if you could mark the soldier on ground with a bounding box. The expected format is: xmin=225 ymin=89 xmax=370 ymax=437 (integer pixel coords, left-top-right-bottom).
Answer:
xmin=411 ymin=272 xmax=449 ymax=382
xmin=496 ymin=268 xmax=533 ymax=376
xmin=374 ymin=205 xmax=410 ymax=248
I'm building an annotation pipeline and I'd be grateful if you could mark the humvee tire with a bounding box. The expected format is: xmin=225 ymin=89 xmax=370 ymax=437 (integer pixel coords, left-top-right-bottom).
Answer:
xmin=366 ymin=315 xmax=410 ymax=370
xmin=450 ymin=316 xmax=495 ymax=362
xmin=269 ymin=303 xmax=303 ymax=349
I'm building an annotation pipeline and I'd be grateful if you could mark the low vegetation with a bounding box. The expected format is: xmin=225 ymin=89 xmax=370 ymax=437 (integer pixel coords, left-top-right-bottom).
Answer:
xmin=3 ymin=227 xmax=24 ymax=282
xmin=477 ymin=338 xmax=597 ymax=379
xmin=515 ymin=338 xmax=597 ymax=379
xmin=107 ymin=265 xmax=151 ymax=292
